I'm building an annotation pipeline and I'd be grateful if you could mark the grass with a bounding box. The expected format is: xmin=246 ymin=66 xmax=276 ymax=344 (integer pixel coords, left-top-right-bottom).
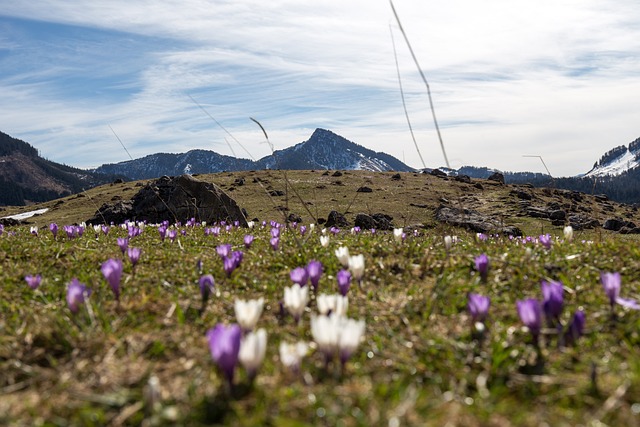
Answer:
xmin=1 ymin=171 xmax=640 ymax=426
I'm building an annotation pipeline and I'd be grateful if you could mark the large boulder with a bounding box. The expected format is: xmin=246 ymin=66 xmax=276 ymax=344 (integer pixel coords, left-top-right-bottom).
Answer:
xmin=88 ymin=175 xmax=247 ymax=225
xmin=435 ymin=205 xmax=522 ymax=236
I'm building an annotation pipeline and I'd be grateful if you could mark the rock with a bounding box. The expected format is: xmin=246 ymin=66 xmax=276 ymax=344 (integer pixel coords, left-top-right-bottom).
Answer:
xmin=269 ymin=189 xmax=285 ymax=196
xmin=435 ymin=205 xmax=522 ymax=236
xmin=354 ymin=213 xmax=394 ymax=231
xmin=287 ymin=213 xmax=302 ymax=224
xmin=356 ymin=186 xmax=373 ymax=193
xmin=430 ymin=169 xmax=447 ymax=178
xmin=87 ymin=174 xmax=247 ymax=226
xmin=112 ymin=178 xmax=125 ymax=184
xmin=454 ymin=174 xmax=471 ymax=183
xmin=325 ymin=210 xmax=350 ymax=228
xmin=525 ymin=207 xmax=551 ymax=218
xmin=510 ymin=189 xmax=532 ymax=200
xmin=603 ymin=218 xmax=636 ymax=231
xmin=0 ymin=217 xmax=22 ymax=226
xmin=487 ymin=172 xmax=505 ymax=184
xmin=568 ymin=214 xmax=600 ymax=230
xmin=474 ymin=183 xmax=484 ymax=190
xmin=391 ymin=173 xmax=402 ymax=181
xmin=332 ymin=171 xmax=343 ymax=177
xmin=549 ymin=210 xmax=566 ymax=221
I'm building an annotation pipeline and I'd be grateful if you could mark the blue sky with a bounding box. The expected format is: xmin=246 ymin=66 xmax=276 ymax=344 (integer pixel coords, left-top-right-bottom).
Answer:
xmin=1 ymin=0 xmax=639 ymax=176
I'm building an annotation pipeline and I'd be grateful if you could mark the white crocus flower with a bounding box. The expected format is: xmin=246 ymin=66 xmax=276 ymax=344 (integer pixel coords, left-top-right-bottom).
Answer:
xmin=317 ymin=294 xmax=349 ymax=317
xmin=239 ymin=328 xmax=267 ymax=379
xmin=247 ymin=221 xmax=255 ymax=229
xmin=311 ymin=314 xmax=366 ymax=366
xmin=320 ymin=235 xmax=330 ymax=248
xmin=310 ymin=314 xmax=341 ymax=359
xmin=338 ymin=317 xmax=366 ymax=364
xmin=563 ymin=225 xmax=574 ymax=242
xmin=444 ymin=235 xmax=453 ymax=251
xmin=284 ymin=284 xmax=309 ymax=322
xmin=279 ymin=341 xmax=308 ymax=372
xmin=93 ymin=225 xmax=101 ymax=234
xmin=393 ymin=228 xmax=404 ymax=242
xmin=234 ymin=297 xmax=264 ymax=331
xmin=335 ymin=246 xmax=350 ymax=268
xmin=348 ymin=254 xmax=365 ymax=283
xmin=309 ymin=223 xmax=315 ymax=232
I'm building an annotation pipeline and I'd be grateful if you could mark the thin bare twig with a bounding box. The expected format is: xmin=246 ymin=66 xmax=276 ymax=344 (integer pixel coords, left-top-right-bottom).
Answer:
xmin=390 ymin=24 xmax=426 ymax=170
xmin=389 ymin=0 xmax=450 ymax=169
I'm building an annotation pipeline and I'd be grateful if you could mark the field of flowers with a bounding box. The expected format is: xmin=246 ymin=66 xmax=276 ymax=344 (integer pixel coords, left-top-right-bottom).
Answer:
xmin=1 ymin=217 xmax=640 ymax=426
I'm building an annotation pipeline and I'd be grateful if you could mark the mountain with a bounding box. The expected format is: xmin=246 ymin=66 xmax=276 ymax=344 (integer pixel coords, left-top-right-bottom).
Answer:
xmin=94 ymin=150 xmax=255 ymax=181
xmin=94 ymin=128 xmax=415 ymax=180
xmin=255 ymin=128 xmax=413 ymax=172
xmin=0 ymin=131 xmax=119 ymax=206
xmin=584 ymin=137 xmax=640 ymax=178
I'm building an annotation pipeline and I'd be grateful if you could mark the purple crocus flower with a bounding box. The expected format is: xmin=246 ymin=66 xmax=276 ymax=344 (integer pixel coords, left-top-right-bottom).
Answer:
xmin=117 ymin=237 xmax=129 ymax=255
xmin=222 ymin=252 xmax=243 ymax=277
xmin=539 ymin=233 xmax=552 ymax=249
xmin=0 ymin=224 xmax=3 ymax=236
xmin=564 ymin=309 xmax=586 ymax=345
xmin=271 ymin=227 xmax=281 ymax=238
xmin=290 ymin=267 xmax=309 ymax=287
xmin=467 ymin=293 xmax=490 ymax=323
xmin=206 ymin=323 xmax=242 ymax=386
xmin=299 ymin=225 xmax=307 ymax=236
xmin=167 ymin=229 xmax=178 ymax=242
xmin=243 ymin=235 xmax=254 ymax=248
xmin=307 ymin=260 xmax=323 ymax=291
xmin=25 ymin=274 xmax=42 ymax=290
xmin=474 ymin=254 xmax=489 ymax=281
xmin=541 ymin=280 xmax=564 ymax=321
xmin=517 ymin=298 xmax=542 ymax=339
xmin=67 ymin=278 xmax=91 ymax=314
xmin=101 ymin=258 xmax=123 ymax=301
xmin=49 ymin=223 xmax=58 ymax=239
xmin=158 ymin=226 xmax=167 ymax=241
xmin=217 ymin=244 xmax=232 ymax=259
xmin=75 ymin=225 xmax=84 ymax=237
xmin=337 ymin=269 xmax=352 ymax=296
xmin=600 ymin=271 xmax=640 ymax=310
xmin=199 ymin=274 xmax=215 ymax=309
xmin=101 ymin=225 xmax=110 ymax=235
xmin=64 ymin=225 xmax=76 ymax=239
xmin=127 ymin=247 xmax=142 ymax=267
xmin=270 ymin=236 xmax=279 ymax=251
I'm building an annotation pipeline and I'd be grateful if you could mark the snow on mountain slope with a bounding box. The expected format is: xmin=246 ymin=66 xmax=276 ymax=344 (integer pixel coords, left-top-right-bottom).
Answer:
xmin=585 ymin=149 xmax=639 ymax=177
xmin=585 ymin=138 xmax=640 ymax=178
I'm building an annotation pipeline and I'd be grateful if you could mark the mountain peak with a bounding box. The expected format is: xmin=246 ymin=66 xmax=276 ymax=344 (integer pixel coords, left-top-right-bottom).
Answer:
xmin=585 ymin=137 xmax=640 ymax=178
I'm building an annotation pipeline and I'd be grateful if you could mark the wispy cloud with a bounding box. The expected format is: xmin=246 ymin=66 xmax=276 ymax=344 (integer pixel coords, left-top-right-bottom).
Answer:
xmin=1 ymin=1 xmax=639 ymax=175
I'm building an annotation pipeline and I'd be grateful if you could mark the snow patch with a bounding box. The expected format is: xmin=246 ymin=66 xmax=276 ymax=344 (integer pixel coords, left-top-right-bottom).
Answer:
xmin=2 ymin=208 xmax=49 ymax=221
xmin=183 ymin=164 xmax=192 ymax=174
xmin=585 ymin=149 xmax=639 ymax=177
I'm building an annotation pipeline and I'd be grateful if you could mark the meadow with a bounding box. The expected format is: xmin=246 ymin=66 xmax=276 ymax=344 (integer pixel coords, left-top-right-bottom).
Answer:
xmin=1 ymin=170 xmax=640 ymax=426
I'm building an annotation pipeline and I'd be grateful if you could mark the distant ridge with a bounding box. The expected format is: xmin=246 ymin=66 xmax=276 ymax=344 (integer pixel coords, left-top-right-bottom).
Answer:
xmin=94 ymin=128 xmax=415 ymax=180
xmin=0 ymin=131 xmax=118 ymax=206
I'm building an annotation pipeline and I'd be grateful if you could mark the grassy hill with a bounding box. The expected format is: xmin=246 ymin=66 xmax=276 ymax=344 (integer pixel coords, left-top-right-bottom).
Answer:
xmin=1 ymin=170 xmax=640 ymax=426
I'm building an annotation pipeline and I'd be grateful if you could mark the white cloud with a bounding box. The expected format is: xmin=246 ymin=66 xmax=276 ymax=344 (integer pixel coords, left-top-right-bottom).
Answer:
xmin=0 ymin=0 xmax=639 ymax=175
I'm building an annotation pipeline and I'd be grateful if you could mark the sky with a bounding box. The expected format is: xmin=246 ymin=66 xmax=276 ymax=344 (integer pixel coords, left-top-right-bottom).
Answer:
xmin=1 ymin=0 xmax=639 ymax=177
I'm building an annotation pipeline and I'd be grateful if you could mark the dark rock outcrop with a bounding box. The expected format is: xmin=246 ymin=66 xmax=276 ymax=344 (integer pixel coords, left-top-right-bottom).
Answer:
xmin=435 ymin=205 xmax=522 ymax=236
xmin=487 ymin=172 xmax=505 ymax=184
xmin=325 ymin=210 xmax=350 ymax=228
xmin=354 ymin=213 xmax=394 ymax=231
xmin=88 ymin=175 xmax=247 ymax=226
